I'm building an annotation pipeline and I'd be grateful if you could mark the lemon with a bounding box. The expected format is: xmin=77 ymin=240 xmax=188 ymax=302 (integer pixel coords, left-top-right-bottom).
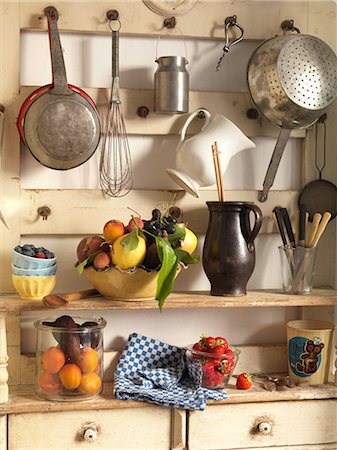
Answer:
xmin=180 ymin=227 xmax=198 ymax=254
xmin=111 ymin=234 xmax=146 ymax=270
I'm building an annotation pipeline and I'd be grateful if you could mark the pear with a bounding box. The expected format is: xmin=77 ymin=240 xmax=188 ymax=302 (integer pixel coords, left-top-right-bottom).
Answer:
xmin=111 ymin=234 xmax=146 ymax=270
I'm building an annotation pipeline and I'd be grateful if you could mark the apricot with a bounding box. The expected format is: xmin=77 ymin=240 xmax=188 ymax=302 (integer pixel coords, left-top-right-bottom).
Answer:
xmin=38 ymin=371 xmax=62 ymax=393
xmin=77 ymin=235 xmax=105 ymax=262
xmin=41 ymin=346 xmax=65 ymax=374
xmin=78 ymin=372 xmax=102 ymax=394
xmin=111 ymin=234 xmax=146 ymax=270
xmin=93 ymin=252 xmax=111 ymax=270
xmin=103 ymin=220 xmax=125 ymax=244
xmin=59 ymin=363 xmax=82 ymax=389
xmin=78 ymin=347 xmax=99 ymax=373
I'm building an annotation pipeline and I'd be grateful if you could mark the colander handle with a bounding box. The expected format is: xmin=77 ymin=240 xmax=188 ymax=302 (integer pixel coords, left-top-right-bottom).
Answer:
xmin=258 ymin=128 xmax=291 ymax=202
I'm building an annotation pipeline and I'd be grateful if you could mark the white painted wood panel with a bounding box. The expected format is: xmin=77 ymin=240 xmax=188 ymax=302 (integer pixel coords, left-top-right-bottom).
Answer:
xmin=188 ymin=400 xmax=337 ymax=449
xmin=9 ymin=407 xmax=172 ymax=449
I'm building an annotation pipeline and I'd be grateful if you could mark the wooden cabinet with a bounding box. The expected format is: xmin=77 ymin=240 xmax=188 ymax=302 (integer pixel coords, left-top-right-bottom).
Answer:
xmin=9 ymin=407 xmax=172 ymax=450
xmin=188 ymin=400 xmax=337 ymax=449
xmin=1 ymin=291 xmax=337 ymax=450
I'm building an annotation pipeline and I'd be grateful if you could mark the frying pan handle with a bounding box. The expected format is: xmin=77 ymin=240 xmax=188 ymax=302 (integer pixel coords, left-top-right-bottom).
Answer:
xmin=44 ymin=6 xmax=72 ymax=96
xmin=258 ymin=128 xmax=292 ymax=202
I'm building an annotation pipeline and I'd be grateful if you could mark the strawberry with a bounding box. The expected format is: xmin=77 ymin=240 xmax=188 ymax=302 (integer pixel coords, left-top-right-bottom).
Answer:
xmin=35 ymin=252 xmax=46 ymax=259
xmin=202 ymin=362 xmax=224 ymax=387
xmin=205 ymin=336 xmax=216 ymax=350
xmin=236 ymin=373 xmax=252 ymax=390
xmin=215 ymin=337 xmax=228 ymax=351
xmin=211 ymin=344 xmax=226 ymax=356
xmin=193 ymin=342 xmax=205 ymax=353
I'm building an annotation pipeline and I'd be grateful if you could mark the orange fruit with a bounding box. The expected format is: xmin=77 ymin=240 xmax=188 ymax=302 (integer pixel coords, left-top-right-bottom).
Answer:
xmin=78 ymin=372 xmax=102 ymax=394
xmin=78 ymin=347 xmax=99 ymax=374
xmin=59 ymin=363 xmax=82 ymax=390
xmin=38 ymin=371 xmax=62 ymax=393
xmin=41 ymin=346 xmax=65 ymax=374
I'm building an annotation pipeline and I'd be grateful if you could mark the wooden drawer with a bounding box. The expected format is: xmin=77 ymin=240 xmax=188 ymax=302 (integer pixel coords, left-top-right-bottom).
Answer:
xmin=8 ymin=407 xmax=172 ymax=449
xmin=188 ymin=400 xmax=337 ymax=449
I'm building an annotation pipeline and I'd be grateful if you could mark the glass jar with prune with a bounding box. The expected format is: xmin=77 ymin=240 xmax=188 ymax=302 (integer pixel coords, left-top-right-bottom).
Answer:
xmin=34 ymin=315 xmax=106 ymax=401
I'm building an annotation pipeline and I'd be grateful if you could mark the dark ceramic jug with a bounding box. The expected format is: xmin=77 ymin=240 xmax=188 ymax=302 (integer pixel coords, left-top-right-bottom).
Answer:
xmin=203 ymin=201 xmax=263 ymax=296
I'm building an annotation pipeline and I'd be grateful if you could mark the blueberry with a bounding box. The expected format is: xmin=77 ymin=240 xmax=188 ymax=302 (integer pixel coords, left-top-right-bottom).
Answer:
xmin=14 ymin=246 xmax=23 ymax=253
xmin=165 ymin=216 xmax=177 ymax=224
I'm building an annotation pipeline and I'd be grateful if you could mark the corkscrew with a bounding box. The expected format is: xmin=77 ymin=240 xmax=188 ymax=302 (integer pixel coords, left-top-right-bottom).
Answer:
xmin=216 ymin=15 xmax=244 ymax=71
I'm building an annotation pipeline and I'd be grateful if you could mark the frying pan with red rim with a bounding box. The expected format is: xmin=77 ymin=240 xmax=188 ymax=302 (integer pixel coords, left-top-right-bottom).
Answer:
xmin=298 ymin=115 xmax=337 ymax=222
xmin=17 ymin=6 xmax=101 ymax=170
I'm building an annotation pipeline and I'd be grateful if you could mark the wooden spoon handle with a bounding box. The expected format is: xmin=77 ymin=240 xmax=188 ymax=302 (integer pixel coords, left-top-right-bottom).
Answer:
xmin=311 ymin=212 xmax=332 ymax=247
xmin=62 ymin=289 xmax=100 ymax=301
xmin=307 ymin=213 xmax=322 ymax=248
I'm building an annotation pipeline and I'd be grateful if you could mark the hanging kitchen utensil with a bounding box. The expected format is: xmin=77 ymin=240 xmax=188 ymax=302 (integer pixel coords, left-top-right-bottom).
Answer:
xmin=17 ymin=6 xmax=101 ymax=170
xmin=99 ymin=11 xmax=133 ymax=197
xmin=154 ymin=23 xmax=189 ymax=113
xmin=216 ymin=15 xmax=244 ymax=71
xmin=247 ymin=21 xmax=337 ymax=203
xmin=298 ymin=115 xmax=337 ymax=222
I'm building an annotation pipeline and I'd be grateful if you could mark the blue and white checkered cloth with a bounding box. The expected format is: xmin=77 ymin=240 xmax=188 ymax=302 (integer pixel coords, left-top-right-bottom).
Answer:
xmin=113 ymin=332 xmax=228 ymax=410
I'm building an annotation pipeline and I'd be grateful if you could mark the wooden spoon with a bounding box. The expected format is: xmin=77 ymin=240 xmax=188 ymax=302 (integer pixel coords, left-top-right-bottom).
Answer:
xmin=43 ymin=289 xmax=101 ymax=307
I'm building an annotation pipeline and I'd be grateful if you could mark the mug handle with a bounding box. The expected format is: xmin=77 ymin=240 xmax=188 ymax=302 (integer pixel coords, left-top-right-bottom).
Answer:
xmin=245 ymin=204 xmax=263 ymax=252
xmin=178 ymin=108 xmax=212 ymax=147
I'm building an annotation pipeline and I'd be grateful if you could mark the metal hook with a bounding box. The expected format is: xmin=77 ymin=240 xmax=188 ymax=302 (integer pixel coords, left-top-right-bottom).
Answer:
xmin=163 ymin=17 xmax=176 ymax=28
xmin=281 ymin=19 xmax=301 ymax=34
xmin=216 ymin=15 xmax=244 ymax=71
xmin=223 ymin=15 xmax=244 ymax=53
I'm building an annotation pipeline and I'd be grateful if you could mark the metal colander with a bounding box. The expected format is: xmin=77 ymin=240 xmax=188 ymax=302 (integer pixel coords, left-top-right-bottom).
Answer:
xmin=247 ymin=33 xmax=337 ymax=202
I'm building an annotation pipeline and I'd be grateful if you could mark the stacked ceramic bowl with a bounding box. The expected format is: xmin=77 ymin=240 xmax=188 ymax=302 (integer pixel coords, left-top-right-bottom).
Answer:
xmin=11 ymin=245 xmax=57 ymax=300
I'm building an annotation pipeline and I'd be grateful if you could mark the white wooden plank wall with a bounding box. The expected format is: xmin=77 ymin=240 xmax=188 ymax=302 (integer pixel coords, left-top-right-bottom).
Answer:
xmin=0 ymin=1 xmax=336 ymax=353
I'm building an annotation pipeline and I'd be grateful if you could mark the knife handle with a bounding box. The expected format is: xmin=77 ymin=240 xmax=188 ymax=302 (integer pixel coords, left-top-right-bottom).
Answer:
xmin=298 ymin=204 xmax=307 ymax=246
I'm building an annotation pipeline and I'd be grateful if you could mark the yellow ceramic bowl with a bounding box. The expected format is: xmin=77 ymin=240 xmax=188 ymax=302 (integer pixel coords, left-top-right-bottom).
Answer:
xmin=12 ymin=275 xmax=56 ymax=300
xmin=84 ymin=266 xmax=181 ymax=301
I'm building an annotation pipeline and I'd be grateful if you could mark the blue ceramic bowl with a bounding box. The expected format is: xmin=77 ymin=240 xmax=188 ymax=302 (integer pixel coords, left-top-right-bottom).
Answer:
xmin=12 ymin=249 xmax=57 ymax=270
xmin=11 ymin=263 xmax=57 ymax=277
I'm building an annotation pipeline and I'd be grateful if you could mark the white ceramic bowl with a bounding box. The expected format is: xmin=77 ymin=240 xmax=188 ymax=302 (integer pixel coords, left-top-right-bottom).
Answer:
xmin=12 ymin=249 xmax=57 ymax=270
xmin=11 ymin=263 xmax=57 ymax=277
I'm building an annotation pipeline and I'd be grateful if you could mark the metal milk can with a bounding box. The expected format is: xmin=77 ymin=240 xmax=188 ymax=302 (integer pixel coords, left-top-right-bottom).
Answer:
xmin=154 ymin=56 xmax=189 ymax=114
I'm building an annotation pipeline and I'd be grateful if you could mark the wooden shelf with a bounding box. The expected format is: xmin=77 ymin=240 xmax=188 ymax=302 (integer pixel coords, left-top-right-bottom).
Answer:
xmin=1 ymin=289 xmax=337 ymax=313
xmin=1 ymin=381 xmax=336 ymax=415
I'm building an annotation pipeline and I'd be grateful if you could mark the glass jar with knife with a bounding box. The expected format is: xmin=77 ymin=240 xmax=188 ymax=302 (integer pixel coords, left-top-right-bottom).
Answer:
xmin=273 ymin=206 xmax=331 ymax=295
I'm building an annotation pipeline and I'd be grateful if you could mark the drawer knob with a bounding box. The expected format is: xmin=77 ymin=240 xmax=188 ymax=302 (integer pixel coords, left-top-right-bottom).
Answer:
xmin=257 ymin=421 xmax=272 ymax=435
xmin=83 ymin=428 xmax=98 ymax=442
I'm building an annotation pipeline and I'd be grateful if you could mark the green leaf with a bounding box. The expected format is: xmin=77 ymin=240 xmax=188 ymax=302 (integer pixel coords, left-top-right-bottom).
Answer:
xmin=76 ymin=250 xmax=101 ymax=275
xmin=168 ymin=223 xmax=186 ymax=248
xmin=120 ymin=229 xmax=139 ymax=254
xmin=155 ymin=236 xmax=178 ymax=311
xmin=174 ymin=248 xmax=200 ymax=265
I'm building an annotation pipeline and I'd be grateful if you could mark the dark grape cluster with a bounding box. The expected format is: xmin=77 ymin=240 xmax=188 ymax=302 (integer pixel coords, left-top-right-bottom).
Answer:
xmin=14 ymin=244 xmax=55 ymax=259
xmin=143 ymin=208 xmax=180 ymax=238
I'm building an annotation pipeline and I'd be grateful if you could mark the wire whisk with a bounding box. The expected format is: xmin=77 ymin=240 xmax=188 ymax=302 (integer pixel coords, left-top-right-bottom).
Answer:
xmin=100 ymin=12 xmax=133 ymax=197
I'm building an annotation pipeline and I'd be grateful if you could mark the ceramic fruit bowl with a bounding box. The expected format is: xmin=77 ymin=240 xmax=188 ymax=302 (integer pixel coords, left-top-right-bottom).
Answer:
xmin=12 ymin=275 xmax=56 ymax=300
xmin=11 ymin=263 xmax=57 ymax=277
xmin=12 ymin=248 xmax=57 ymax=270
xmin=84 ymin=265 xmax=181 ymax=301
xmin=185 ymin=347 xmax=240 ymax=389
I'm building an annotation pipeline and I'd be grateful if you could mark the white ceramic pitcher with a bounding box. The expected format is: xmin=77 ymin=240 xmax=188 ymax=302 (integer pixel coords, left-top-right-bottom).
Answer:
xmin=167 ymin=108 xmax=256 ymax=197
